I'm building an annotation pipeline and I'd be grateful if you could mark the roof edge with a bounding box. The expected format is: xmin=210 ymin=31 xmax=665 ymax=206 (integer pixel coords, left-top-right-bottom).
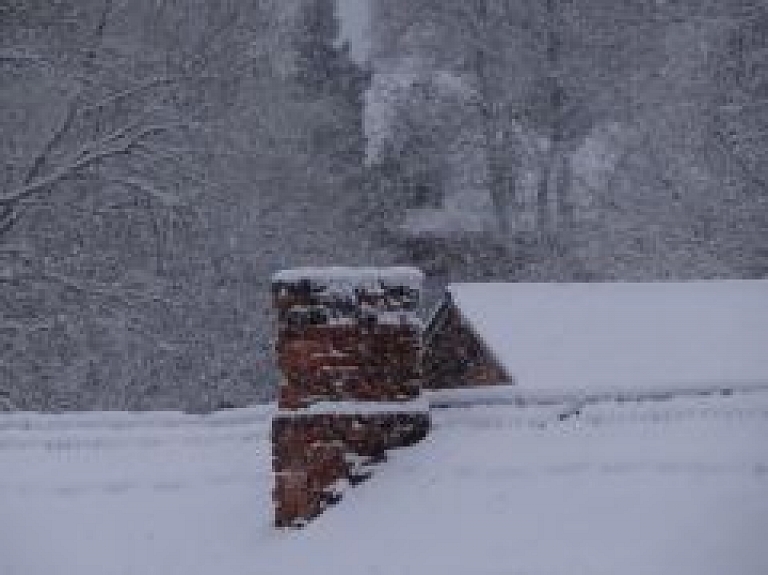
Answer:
xmin=445 ymin=294 xmax=514 ymax=384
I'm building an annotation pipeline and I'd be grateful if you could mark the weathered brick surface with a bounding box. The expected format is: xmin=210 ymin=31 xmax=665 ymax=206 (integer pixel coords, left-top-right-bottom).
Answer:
xmin=277 ymin=376 xmax=421 ymax=408
xmin=270 ymin=267 xmax=429 ymax=527
xmin=272 ymin=412 xmax=430 ymax=463
xmin=272 ymin=279 xmax=420 ymax=316
xmin=423 ymin=298 xmax=508 ymax=389
xmin=271 ymin=411 xmax=430 ymax=526
xmin=273 ymin=471 xmax=319 ymax=527
xmin=276 ymin=324 xmax=422 ymax=405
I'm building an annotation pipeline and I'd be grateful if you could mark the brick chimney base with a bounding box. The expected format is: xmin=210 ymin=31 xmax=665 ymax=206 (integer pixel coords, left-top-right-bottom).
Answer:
xmin=272 ymin=410 xmax=429 ymax=527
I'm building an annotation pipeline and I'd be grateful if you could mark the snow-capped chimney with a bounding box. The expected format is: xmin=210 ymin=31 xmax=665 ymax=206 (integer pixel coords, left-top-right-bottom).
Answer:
xmin=270 ymin=267 xmax=430 ymax=527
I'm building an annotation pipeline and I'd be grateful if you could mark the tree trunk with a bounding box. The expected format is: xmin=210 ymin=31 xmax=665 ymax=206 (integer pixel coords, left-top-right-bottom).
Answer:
xmin=537 ymin=0 xmax=571 ymax=240
xmin=488 ymin=139 xmax=515 ymax=236
xmin=555 ymin=149 xmax=572 ymax=229
xmin=472 ymin=0 xmax=519 ymax=238
xmin=537 ymin=146 xmax=556 ymax=234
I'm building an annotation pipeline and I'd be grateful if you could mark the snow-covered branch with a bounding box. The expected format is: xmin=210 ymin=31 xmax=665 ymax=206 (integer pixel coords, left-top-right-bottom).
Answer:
xmin=1 ymin=123 xmax=174 ymax=205
xmin=105 ymin=176 xmax=182 ymax=206
xmin=38 ymin=270 xmax=178 ymax=308
xmin=80 ymin=77 xmax=176 ymax=114
xmin=0 ymin=51 xmax=52 ymax=66
xmin=23 ymin=93 xmax=82 ymax=186
xmin=0 ymin=393 xmax=14 ymax=412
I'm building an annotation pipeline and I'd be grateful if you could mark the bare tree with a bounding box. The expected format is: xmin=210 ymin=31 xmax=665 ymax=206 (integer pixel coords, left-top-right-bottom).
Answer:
xmin=711 ymin=1 xmax=768 ymax=191
xmin=0 ymin=0 xmax=186 ymax=245
xmin=2 ymin=0 xmax=388 ymax=411
xmin=369 ymin=0 xmax=658 ymax=237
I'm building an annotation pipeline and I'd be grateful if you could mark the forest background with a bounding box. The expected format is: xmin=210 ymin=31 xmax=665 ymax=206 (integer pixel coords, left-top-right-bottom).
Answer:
xmin=1 ymin=0 xmax=765 ymax=411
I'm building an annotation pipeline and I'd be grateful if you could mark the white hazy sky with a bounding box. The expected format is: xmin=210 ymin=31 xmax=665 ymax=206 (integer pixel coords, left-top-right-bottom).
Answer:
xmin=337 ymin=0 xmax=371 ymax=62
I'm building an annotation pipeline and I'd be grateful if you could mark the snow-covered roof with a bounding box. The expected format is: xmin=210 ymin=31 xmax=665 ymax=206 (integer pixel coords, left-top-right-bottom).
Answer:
xmin=4 ymin=392 xmax=768 ymax=574
xmin=275 ymin=397 xmax=428 ymax=417
xmin=272 ymin=267 xmax=424 ymax=289
xmin=448 ymin=280 xmax=768 ymax=395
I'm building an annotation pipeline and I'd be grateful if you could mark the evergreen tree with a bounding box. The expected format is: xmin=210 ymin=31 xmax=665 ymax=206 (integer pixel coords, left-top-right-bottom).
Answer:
xmin=294 ymin=0 xmax=371 ymax=167
xmin=295 ymin=0 xmax=341 ymax=93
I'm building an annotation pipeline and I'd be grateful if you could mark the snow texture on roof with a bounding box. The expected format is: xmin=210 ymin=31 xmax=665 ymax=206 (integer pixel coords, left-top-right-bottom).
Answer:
xmin=448 ymin=280 xmax=768 ymax=394
xmin=425 ymin=382 xmax=768 ymax=408
xmin=3 ymin=393 xmax=768 ymax=575
xmin=272 ymin=266 xmax=423 ymax=288
xmin=276 ymin=397 xmax=428 ymax=417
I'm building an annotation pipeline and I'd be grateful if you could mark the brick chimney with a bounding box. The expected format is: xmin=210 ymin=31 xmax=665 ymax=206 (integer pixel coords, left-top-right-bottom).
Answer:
xmin=270 ymin=267 xmax=430 ymax=527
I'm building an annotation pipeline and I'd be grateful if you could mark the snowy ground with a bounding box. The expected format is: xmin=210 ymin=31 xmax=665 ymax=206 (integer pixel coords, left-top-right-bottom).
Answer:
xmin=2 ymin=391 xmax=767 ymax=575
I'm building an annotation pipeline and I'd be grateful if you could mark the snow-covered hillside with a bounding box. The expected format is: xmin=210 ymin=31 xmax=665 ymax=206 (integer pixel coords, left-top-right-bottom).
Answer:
xmin=2 ymin=392 xmax=768 ymax=575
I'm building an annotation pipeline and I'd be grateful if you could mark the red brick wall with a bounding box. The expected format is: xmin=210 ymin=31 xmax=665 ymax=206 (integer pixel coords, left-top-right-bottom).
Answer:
xmin=423 ymin=299 xmax=509 ymax=389
xmin=270 ymin=269 xmax=429 ymax=527
xmin=271 ymin=412 xmax=429 ymax=526
xmin=276 ymin=324 xmax=421 ymax=408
